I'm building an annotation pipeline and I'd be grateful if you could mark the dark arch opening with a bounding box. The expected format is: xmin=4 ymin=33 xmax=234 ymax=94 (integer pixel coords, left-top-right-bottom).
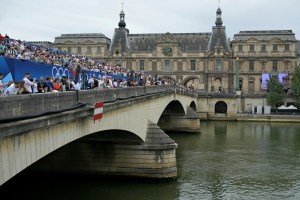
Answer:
xmin=182 ymin=76 xmax=200 ymax=86
xmin=190 ymin=101 xmax=197 ymax=111
xmin=158 ymin=100 xmax=185 ymax=132
xmin=160 ymin=100 xmax=185 ymax=117
xmin=81 ymin=130 xmax=144 ymax=144
xmin=215 ymin=101 xmax=227 ymax=114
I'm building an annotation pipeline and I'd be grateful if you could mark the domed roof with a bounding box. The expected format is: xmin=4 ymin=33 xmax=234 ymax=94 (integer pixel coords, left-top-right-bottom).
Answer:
xmin=118 ymin=21 xmax=126 ymax=28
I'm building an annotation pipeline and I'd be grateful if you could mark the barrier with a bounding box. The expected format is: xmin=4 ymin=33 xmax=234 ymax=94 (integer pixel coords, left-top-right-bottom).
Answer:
xmin=0 ymin=57 xmax=129 ymax=82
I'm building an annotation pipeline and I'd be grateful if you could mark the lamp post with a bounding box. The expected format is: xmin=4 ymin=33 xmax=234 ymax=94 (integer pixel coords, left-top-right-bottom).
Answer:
xmin=236 ymin=57 xmax=240 ymax=91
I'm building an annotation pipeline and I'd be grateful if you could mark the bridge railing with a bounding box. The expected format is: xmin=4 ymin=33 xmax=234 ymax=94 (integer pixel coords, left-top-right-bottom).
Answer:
xmin=175 ymin=85 xmax=198 ymax=97
xmin=0 ymin=85 xmax=176 ymax=120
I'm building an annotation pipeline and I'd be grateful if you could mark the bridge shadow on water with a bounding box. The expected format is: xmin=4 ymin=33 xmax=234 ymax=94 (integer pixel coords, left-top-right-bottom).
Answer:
xmin=0 ymin=169 xmax=178 ymax=200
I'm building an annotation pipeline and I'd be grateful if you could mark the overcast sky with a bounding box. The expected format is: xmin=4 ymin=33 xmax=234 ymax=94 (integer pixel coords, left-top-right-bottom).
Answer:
xmin=1 ymin=0 xmax=299 ymax=42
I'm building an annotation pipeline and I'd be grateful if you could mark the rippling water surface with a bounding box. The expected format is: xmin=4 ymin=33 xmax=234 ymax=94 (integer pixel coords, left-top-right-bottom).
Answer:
xmin=2 ymin=121 xmax=300 ymax=200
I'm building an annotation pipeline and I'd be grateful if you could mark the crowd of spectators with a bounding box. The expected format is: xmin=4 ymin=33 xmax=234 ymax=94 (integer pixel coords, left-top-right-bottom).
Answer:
xmin=0 ymin=34 xmax=175 ymax=96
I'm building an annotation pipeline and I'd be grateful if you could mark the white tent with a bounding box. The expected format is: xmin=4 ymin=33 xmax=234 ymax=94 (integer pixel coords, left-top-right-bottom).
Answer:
xmin=287 ymin=105 xmax=297 ymax=110
xmin=277 ymin=105 xmax=288 ymax=109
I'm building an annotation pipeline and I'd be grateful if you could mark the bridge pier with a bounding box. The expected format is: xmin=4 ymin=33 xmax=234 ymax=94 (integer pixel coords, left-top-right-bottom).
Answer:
xmin=158 ymin=106 xmax=200 ymax=132
xmin=29 ymin=121 xmax=178 ymax=179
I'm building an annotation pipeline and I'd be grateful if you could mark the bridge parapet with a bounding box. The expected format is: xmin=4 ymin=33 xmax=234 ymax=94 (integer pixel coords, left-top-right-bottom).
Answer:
xmin=0 ymin=85 xmax=175 ymax=120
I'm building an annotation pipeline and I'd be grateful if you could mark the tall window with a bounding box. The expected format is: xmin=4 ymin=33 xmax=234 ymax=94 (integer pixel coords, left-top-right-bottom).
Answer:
xmin=248 ymin=78 xmax=255 ymax=92
xmin=140 ymin=60 xmax=145 ymax=71
xmin=238 ymin=45 xmax=243 ymax=51
xmin=58 ymin=47 xmax=62 ymax=51
xmin=284 ymin=44 xmax=290 ymax=51
xmin=272 ymin=60 xmax=278 ymax=71
xmin=97 ymin=46 xmax=101 ymax=53
xmin=273 ymin=44 xmax=278 ymax=51
xmin=152 ymin=62 xmax=157 ymax=71
xmin=164 ymin=60 xmax=171 ymax=72
xmin=261 ymin=44 xmax=266 ymax=51
xmin=87 ymin=46 xmax=92 ymax=53
xmin=191 ymin=60 xmax=196 ymax=71
xmin=178 ymin=61 xmax=183 ymax=71
xmin=262 ymin=63 xmax=266 ymax=71
xmin=249 ymin=60 xmax=254 ymax=71
xmin=77 ymin=46 xmax=81 ymax=53
xmin=249 ymin=44 xmax=255 ymax=51
xmin=215 ymin=59 xmax=222 ymax=71
xmin=67 ymin=47 xmax=71 ymax=53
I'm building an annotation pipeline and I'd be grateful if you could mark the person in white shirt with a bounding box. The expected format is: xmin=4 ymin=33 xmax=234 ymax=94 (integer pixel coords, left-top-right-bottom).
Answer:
xmin=3 ymin=82 xmax=20 ymax=96
xmin=74 ymin=80 xmax=82 ymax=90
xmin=23 ymin=72 xmax=35 ymax=93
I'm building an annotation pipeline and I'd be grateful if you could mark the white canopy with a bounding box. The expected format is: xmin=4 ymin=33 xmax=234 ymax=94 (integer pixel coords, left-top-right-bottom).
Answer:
xmin=287 ymin=105 xmax=297 ymax=110
xmin=277 ymin=105 xmax=288 ymax=109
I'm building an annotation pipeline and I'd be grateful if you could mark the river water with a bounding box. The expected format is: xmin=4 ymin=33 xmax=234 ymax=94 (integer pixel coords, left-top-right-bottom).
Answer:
xmin=2 ymin=121 xmax=300 ymax=200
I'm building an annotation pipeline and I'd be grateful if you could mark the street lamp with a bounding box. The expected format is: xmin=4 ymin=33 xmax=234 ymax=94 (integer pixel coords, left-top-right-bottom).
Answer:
xmin=236 ymin=57 xmax=240 ymax=91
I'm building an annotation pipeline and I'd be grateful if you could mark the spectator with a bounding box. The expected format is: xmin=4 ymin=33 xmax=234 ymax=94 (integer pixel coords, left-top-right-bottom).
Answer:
xmin=60 ymin=75 xmax=70 ymax=91
xmin=52 ymin=78 xmax=62 ymax=92
xmin=23 ymin=72 xmax=35 ymax=93
xmin=69 ymin=77 xmax=75 ymax=90
xmin=45 ymin=76 xmax=53 ymax=92
xmin=18 ymin=80 xmax=30 ymax=94
xmin=3 ymin=81 xmax=21 ymax=96
xmin=37 ymin=76 xmax=47 ymax=93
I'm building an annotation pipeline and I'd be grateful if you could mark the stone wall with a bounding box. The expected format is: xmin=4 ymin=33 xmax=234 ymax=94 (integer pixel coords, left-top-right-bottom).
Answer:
xmin=0 ymin=85 xmax=175 ymax=120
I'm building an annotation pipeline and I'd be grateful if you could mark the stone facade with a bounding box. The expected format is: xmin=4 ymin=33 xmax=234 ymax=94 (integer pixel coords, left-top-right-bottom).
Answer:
xmin=231 ymin=30 xmax=298 ymax=93
xmin=50 ymin=6 xmax=299 ymax=93
xmin=297 ymin=41 xmax=300 ymax=66
xmin=107 ymin=7 xmax=232 ymax=93
xmin=52 ymin=33 xmax=111 ymax=59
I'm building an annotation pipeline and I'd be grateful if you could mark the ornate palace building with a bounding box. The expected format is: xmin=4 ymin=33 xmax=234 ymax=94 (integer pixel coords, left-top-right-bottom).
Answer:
xmin=232 ymin=30 xmax=298 ymax=93
xmin=53 ymin=33 xmax=111 ymax=59
xmin=52 ymin=6 xmax=299 ymax=93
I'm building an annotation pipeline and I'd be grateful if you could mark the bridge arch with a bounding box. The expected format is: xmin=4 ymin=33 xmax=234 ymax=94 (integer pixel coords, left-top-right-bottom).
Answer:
xmin=159 ymin=100 xmax=185 ymax=117
xmin=84 ymin=129 xmax=144 ymax=144
xmin=215 ymin=101 xmax=227 ymax=114
xmin=159 ymin=75 xmax=176 ymax=83
xmin=190 ymin=101 xmax=197 ymax=111
xmin=0 ymin=89 xmax=198 ymax=185
xmin=182 ymin=76 xmax=202 ymax=86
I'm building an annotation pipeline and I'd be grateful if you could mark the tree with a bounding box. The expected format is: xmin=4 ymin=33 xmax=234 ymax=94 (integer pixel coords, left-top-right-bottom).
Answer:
xmin=291 ymin=64 xmax=300 ymax=107
xmin=267 ymin=74 xmax=285 ymax=109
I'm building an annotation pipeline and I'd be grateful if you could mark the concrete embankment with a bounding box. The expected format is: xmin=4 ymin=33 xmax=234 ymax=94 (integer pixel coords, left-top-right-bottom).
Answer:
xmin=237 ymin=114 xmax=300 ymax=123
xmin=201 ymin=113 xmax=300 ymax=123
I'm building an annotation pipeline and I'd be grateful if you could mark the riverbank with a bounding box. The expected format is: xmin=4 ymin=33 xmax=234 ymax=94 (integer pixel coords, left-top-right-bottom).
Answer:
xmin=201 ymin=113 xmax=300 ymax=123
xmin=237 ymin=114 xmax=300 ymax=123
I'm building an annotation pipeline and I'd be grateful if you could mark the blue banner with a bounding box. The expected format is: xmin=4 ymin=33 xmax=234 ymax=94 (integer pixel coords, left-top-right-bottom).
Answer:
xmin=0 ymin=57 xmax=129 ymax=83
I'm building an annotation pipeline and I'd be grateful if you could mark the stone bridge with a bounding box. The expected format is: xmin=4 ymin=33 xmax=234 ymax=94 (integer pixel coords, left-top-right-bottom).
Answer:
xmin=0 ymin=85 xmax=199 ymax=186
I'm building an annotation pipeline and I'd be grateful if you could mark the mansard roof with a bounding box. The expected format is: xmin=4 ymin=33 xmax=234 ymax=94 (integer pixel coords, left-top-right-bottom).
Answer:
xmin=233 ymin=30 xmax=296 ymax=42
xmin=54 ymin=33 xmax=111 ymax=45
xmin=127 ymin=32 xmax=212 ymax=52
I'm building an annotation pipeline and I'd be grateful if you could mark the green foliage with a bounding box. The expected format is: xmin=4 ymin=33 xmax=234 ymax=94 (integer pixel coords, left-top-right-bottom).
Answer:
xmin=291 ymin=64 xmax=300 ymax=107
xmin=267 ymin=75 xmax=285 ymax=109
xmin=292 ymin=64 xmax=300 ymax=94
